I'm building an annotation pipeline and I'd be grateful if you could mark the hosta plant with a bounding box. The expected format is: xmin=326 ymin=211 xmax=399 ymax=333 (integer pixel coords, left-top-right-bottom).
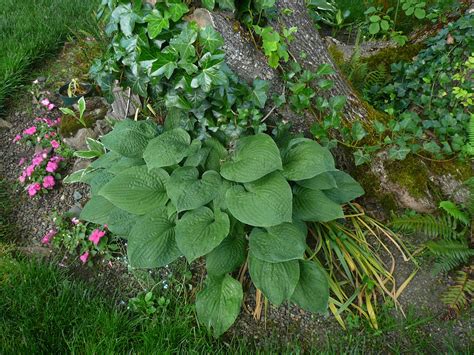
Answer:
xmin=66 ymin=118 xmax=364 ymax=336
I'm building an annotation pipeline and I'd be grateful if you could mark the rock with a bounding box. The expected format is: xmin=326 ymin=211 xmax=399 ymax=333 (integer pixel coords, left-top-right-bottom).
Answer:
xmin=72 ymin=158 xmax=91 ymax=173
xmin=93 ymin=119 xmax=112 ymax=136
xmin=68 ymin=205 xmax=82 ymax=217
xmin=370 ymin=151 xmax=436 ymax=213
xmin=17 ymin=246 xmax=51 ymax=258
xmin=109 ymin=83 xmax=141 ymax=119
xmin=429 ymin=172 xmax=470 ymax=206
xmin=63 ymin=128 xmax=97 ymax=151
xmin=73 ymin=191 xmax=83 ymax=201
xmin=0 ymin=118 xmax=12 ymax=129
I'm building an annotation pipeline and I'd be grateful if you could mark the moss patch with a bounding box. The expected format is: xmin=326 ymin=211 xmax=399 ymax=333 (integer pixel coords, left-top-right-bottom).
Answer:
xmin=362 ymin=43 xmax=425 ymax=73
xmin=59 ymin=114 xmax=98 ymax=137
xmin=385 ymin=156 xmax=430 ymax=198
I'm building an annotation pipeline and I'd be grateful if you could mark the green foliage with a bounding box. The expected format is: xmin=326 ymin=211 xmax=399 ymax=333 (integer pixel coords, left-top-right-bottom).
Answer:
xmin=253 ymin=25 xmax=296 ymax=68
xmin=369 ymin=14 xmax=474 ymax=161
xmin=440 ymin=269 xmax=474 ymax=313
xmin=67 ymin=118 xmax=365 ymax=336
xmin=92 ymin=1 xmax=270 ymax=139
xmin=391 ymin=193 xmax=473 ymax=275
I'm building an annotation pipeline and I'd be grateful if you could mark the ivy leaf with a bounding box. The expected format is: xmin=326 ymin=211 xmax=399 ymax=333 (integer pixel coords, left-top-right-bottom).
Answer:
xmin=323 ymin=171 xmax=365 ymax=204
xmin=175 ymin=207 xmax=230 ymax=262
xmin=353 ymin=149 xmax=371 ymax=166
xmin=202 ymin=0 xmax=215 ymax=10
xmin=248 ymin=252 xmax=300 ymax=305
xmin=226 ymin=172 xmax=292 ymax=227
xmin=144 ymin=9 xmax=169 ymax=39
xmin=291 ymin=260 xmax=329 ymax=313
xmin=199 ymin=26 xmax=224 ymax=52
xmin=125 ymin=63 xmax=150 ymax=97
xmin=388 ymin=145 xmax=411 ymax=160
xmin=249 ymin=223 xmax=306 ymax=263
xmin=166 ymin=167 xmax=221 ymax=212
xmin=196 ymin=275 xmax=242 ymax=337
xmin=293 ymin=186 xmax=344 ymax=222
xmin=100 ymin=119 xmax=156 ymax=159
xmin=206 ymin=229 xmax=246 ymax=276
xmin=217 ymin=0 xmax=235 ymax=10
xmin=128 ymin=208 xmax=181 ymax=268
xmin=351 ymin=121 xmax=367 ymax=141
xmin=99 ymin=165 xmax=169 ymax=215
xmin=150 ymin=52 xmax=178 ymax=79
xmin=282 ymin=138 xmax=336 ymax=181
xmin=143 ymin=128 xmax=191 ymax=168
xmin=169 ymin=24 xmax=197 ymax=60
xmin=251 ymin=79 xmax=269 ymax=109
xmin=220 ymin=133 xmax=282 ymax=183
xmin=166 ymin=2 xmax=189 ymax=22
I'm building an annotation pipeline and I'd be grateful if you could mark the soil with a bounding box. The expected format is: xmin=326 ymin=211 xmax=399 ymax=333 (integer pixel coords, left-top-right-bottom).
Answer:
xmin=0 ymin=41 xmax=472 ymax=352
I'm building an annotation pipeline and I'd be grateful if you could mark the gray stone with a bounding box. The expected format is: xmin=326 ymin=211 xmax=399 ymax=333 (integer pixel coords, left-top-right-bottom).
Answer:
xmin=68 ymin=205 xmax=82 ymax=217
xmin=63 ymin=128 xmax=97 ymax=151
xmin=93 ymin=119 xmax=112 ymax=136
xmin=110 ymin=83 xmax=141 ymax=119
xmin=72 ymin=158 xmax=91 ymax=173
xmin=73 ymin=191 xmax=83 ymax=201
xmin=0 ymin=118 xmax=12 ymax=129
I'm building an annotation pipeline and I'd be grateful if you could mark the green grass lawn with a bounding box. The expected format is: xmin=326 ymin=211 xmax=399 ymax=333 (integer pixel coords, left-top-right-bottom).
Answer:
xmin=0 ymin=0 xmax=100 ymax=112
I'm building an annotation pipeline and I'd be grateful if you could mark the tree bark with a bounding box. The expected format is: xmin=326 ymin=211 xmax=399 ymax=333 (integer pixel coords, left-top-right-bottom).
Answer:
xmin=270 ymin=0 xmax=370 ymax=123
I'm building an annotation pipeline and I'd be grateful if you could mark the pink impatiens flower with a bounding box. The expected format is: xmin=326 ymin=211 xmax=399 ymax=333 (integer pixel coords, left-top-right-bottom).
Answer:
xmin=18 ymin=158 xmax=25 ymax=166
xmin=88 ymin=229 xmax=106 ymax=246
xmin=27 ymin=183 xmax=41 ymax=197
xmin=41 ymin=229 xmax=57 ymax=244
xmin=19 ymin=173 xmax=26 ymax=183
xmin=79 ymin=251 xmax=90 ymax=264
xmin=71 ymin=217 xmax=80 ymax=225
xmin=46 ymin=161 xmax=58 ymax=173
xmin=50 ymin=140 xmax=60 ymax=149
xmin=23 ymin=126 xmax=37 ymax=135
xmin=25 ymin=165 xmax=35 ymax=177
xmin=40 ymin=98 xmax=50 ymax=106
xmin=32 ymin=155 xmax=44 ymax=166
xmin=47 ymin=103 xmax=55 ymax=111
xmin=13 ymin=135 xmax=21 ymax=143
xmin=42 ymin=175 xmax=55 ymax=189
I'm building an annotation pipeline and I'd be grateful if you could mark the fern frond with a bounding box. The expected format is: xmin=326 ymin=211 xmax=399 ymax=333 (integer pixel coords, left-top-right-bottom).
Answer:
xmin=427 ymin=240 xmax=474 ymax=273
xmin=364 ymin=64 xmax=387 ymax=92
xmin=439 ymin=201 xmax=470 ymax=225
xmin=464 ymin=177 xmax=474 ymax=215
xmin=469 ymin=114 xmax=474 ymax=150
xmin=440 ymin=270 xmax=474 ymax=313
xmin=390 ymin=214 xmax=460 ymax=239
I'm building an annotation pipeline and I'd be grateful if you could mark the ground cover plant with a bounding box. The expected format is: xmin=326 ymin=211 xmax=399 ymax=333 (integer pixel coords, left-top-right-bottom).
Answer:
xmin=0 ymin=0 xmax=100 ymax=111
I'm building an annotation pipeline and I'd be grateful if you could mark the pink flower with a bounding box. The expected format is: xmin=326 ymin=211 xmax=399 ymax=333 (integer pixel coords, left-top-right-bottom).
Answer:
xmin=51 ymin=140 xmax=60 ymax=149
xmin=79 ymin=251 xmax=90 ymax=264
xmin=26 ymin=165 xmax=35 ymax=177
xmin=27 ymin=183 xmax=41 ymax=197
xmin=46 ymin=161 xmax=58 ymax=173
xmin=71 ymin=217 xmax=80 ymax=225
xmin=40 ymin=98 xmax=50 ymax=106
xmin=19 ymin=173 xmax=26 ymax=183
xmin=41 ymin=229 xmax=57 ymax=244
xmin=23 ymin=126 xmax=37 ymax=135
xmin=88 ymin=229 xmax=106 ymax=245
xmin=13 ymin=135 xmax=21 ymax=143
xmin=42 ymin=175 xmax=55 ymax=189
xmin=32 ymin=155 xmax=44 ymax=167
xmin=50 ymin=156 xmax=63 ymax=163
xmin=47 ymin=103 xmax=55 ymax=111
xmin=18 ymin=158 xmax=25 ymax=166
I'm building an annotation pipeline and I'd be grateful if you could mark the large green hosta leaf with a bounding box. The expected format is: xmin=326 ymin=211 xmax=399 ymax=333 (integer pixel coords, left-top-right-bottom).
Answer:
xmin=248 ymin=252 xmax=300 ymax=305
xmin=196 ymin=274 xmax=242 ymax=337
xmin=249 ymin=223 xmax=306 ymax=263
xmin=143 ymin=128 xmax=191 ymax=169
xmin=99 ymin=165 xmax=169 ymax=215
xmin=226 ymin=172 xmax=292 ymax=227
xmin=166 ymin=167 xmax=221 ymax=212
xmin=80 ymin=196 xmax=115 ymax=225
xmin=220 ymin=134 xmax=282 ymax=183
xmin=100 ymin=119 xmax=156 ymax=159
xmin=206 ymin=231 xmax=246 ymax=276
xmin=204 ymin=138 xmax=228 ymax=172
xmin=282 ymin=138 xmax=335 ymax=181
xmin=107 ymin=208 xmax=139 ymax=237
xmin=323 ymin=171 xmax=365 ymax=203
xmin=291 ymin=260 xmax=329 ymax=313
xmin=297 ymin=171 xmax=337 ymax=190
xmin=175 ymin=207 xmax=230 ymax=262
xmin=293 ymin=186 xmax=344 ymax=222
xmin=128 ymin=208 xmax=181 ymax=268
